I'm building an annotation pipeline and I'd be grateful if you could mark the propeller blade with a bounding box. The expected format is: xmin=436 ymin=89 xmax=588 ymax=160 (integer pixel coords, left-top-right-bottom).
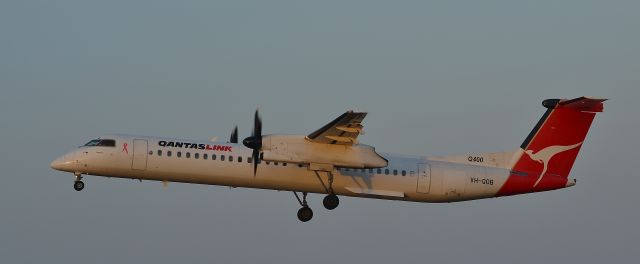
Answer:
xmin=252 ymin=149 xmax=259 ymax=176
xmin=230 ymin=125 xmax=238 ymax=143
xmin=244 ymin=108 xmax=263 ymax=176
xmin=254 ymin=109 xmax=262 ymax=139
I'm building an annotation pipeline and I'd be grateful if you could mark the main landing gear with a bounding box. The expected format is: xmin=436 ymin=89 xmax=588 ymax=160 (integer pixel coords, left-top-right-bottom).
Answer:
xmin=73 ymin=173 xmax=84 ymax=191
xmin=323 ymin=194 xmax=339 ymax=210
xmin=315 ymin=170 xmax=340 ymax=210
xmin=292 ymin=191 xmax=340 ymax=222
xmin=294 ymin=192 xmax=313 ymax=222
xmin=292 ymin=170 xmax=342 ymax=222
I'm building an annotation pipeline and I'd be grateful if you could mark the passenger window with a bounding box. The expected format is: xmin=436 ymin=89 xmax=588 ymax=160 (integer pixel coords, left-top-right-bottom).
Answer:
xmin=283 ymin=163 xmax=287 ymax=166
xmin=393 ymin=170 xmax=398 ymax=175
xmin=274 ymin=162 xmax=278 ymax=165
xmin=167 ymin=151 xmax=172 ymax=157
xmin=238 ymin=157 xmax=242 ymax=163
xmin=148 ymin=151 xmax=153 ymax=155
xmin=195 ymin=153 xmax=199 ymax=159
xmin=377 ymin=169 xmax=381 ymax=174
xmin=203 ymin=153 xmax=208 ymax=160
xmin=229 ymin=156 xmax=233 ymax=162
xmin=248 ymin=157 xmax=252 ymax=163
xmin=402 ymin=170 xmax=406 ymax=176
xmin=221 ymin=155 xmax=225 ymax=161
xmin=369 ymin=169 xmax=373 ymax=173
xmin=186 ymin=152 xmax=191 ymax=158
xmin=385 ymin=169 xmax=389 ymax=175
xmin=212 ymin=154 xmax=216 ymax=160
xmin=157 ymin=150 xmax=162 ymax=156
xmin=178 ymin=152 xmax=182 ymax=158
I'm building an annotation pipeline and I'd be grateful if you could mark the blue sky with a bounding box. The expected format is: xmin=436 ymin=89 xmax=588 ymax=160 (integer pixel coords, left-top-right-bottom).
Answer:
xmin=1 ymin=1 xmax=638 ymax=263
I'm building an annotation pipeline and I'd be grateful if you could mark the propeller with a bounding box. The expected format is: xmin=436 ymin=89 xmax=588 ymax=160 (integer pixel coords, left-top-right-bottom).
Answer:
xmin=242 ymin=109 xmax=262 ymax=176
xmin=229 ymin=125 xmax=238 ymax=143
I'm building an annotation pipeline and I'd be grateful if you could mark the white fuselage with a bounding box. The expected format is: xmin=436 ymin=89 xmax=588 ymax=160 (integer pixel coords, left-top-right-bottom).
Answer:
xmin=50 ymin=134 xmax=548 ymax=203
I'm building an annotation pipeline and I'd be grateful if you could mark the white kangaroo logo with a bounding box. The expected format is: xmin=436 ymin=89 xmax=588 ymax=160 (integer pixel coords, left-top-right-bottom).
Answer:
xmin=524 ymin=142 xmax=583 ymax=187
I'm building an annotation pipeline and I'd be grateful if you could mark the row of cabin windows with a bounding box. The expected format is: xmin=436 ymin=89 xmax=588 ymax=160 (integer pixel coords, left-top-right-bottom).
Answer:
xmin=81 ymin=140 xmax=406 ymax=176
xmin=340 ymin=167 xmax=408 ymax=176
xmin=151 ymin=150 xmax=247 ymax=163
xmin=149 ymin=150 xmax=405 ymax=175
xmin=148 ymin=150 xmax=292 ymax=166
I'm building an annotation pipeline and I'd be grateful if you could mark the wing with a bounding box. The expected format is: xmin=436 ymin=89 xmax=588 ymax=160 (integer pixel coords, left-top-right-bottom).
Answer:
xmin=306 ymin=111 xmax=367 ymax=145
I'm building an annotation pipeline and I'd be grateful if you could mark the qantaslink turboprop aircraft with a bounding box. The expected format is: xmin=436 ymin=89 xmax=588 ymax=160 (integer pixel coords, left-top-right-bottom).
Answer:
xmin=51 ymin=97 xmax=606 ymax=222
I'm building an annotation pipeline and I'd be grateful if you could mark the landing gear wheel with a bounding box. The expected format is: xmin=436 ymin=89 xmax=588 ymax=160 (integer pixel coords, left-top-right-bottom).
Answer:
xmin=323 ymin=194 xmax=339 ymax=210
xmin=297 ymin=206 xmax=313 ymax=222
xmin=73 ymin=181 xmax=85 ymax=191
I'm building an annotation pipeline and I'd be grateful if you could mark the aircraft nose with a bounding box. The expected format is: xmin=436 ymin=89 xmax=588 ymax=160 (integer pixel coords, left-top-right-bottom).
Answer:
xmin=50 ymin=156 xmax=65 ymax=170
xmin=50 ymin=152 xmax=76 ymax=172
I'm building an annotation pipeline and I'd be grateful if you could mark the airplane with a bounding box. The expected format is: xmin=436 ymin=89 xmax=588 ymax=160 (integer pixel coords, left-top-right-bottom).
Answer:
xmin=51 ymin=96 xmax=606 ymax=222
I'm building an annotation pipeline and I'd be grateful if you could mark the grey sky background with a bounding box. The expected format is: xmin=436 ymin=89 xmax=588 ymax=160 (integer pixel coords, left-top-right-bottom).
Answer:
xmin=1 ymin=1 xmax=638 ymax=263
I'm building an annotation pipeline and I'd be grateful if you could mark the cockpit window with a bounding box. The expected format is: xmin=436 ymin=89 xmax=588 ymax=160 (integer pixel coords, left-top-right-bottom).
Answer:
xmin=83 ymin=139 xmax=116 ymax=147
xmin=84 ymin=139 xmax=101 ymax=146
xmin=97 ymin=139 xmax=116 ymax=147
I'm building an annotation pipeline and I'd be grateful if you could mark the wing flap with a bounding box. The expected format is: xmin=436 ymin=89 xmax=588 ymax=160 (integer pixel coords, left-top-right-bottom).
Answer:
xmin=336 ymin=125 xmax=363 ymax=133
xmin=345 ymin=187 xmax=405 ymax=198
xmin=325 ymin=136 xmax=356 ymax=143
xmin=307 ymin=111 xmax=367 ymax=145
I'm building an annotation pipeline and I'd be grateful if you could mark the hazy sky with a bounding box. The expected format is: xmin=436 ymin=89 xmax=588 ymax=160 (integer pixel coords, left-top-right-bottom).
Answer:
xmin=1 ymin=1 xmax=638 ymax=263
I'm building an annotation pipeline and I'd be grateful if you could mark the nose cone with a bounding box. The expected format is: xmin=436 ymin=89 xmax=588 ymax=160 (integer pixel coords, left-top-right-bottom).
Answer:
xmin=50 ymin=152 xmax=76 ymax=172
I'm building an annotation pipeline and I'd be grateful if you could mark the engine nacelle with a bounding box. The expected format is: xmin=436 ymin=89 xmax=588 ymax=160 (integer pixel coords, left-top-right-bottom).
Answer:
xmin=260 ymin=135 xmax=387 ymax=169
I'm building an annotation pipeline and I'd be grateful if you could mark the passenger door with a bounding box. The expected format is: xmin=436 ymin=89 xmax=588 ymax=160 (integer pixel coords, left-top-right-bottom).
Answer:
xmin=131 ymin=139 xmax=148 ymax=170
xmin=416 ymin=163 xmax=431 ymax=194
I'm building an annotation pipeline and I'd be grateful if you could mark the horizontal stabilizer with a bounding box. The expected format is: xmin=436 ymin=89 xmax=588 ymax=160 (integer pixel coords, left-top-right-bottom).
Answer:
xmin=543 ymin=97 xmax=607 ymax=112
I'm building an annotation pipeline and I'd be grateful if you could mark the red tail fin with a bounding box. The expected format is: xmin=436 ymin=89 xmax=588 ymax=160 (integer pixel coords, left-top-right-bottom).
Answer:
xmin=497 ymin=97 xmax=606 ymax=196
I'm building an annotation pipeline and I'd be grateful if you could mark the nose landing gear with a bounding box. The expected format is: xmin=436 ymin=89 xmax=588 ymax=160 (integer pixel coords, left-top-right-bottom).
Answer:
xmin=73 ymin=173 xmax=84 ymax=191
xmin=73 ymin=181 xmax=85 ymax=191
